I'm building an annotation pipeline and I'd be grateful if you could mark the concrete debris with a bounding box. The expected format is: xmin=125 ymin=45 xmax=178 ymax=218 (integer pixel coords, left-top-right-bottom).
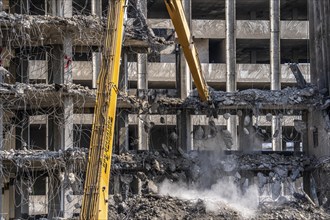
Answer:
xmin=0 ymin=11 xmax=172 ymax=49
xmin=289 ymin=63 xmax=308 ymax=89
xmin=0 ymin=82 xmax=95 ymax=97
xmin=223 ymin=112 xmax=231 ymax=119
xmin=294 ymin=120 xmax=307 ymax=133
xmin=244 ymin=115 xmax=251 ymax=126
xmin=108 ymin=194 xmax=241 ymax=220
xmin=153 ymin=86 xmax=323 ymax=113
xmin=266 ymin=113 xmax=273 ymax=122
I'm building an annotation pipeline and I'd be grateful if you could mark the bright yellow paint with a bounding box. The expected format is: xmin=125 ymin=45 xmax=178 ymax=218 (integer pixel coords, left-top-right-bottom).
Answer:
xmin=164 ymin=0 xmax=209 ymax=102
xmin=80 ymin=0 xmax=126 ymax=219
xmin=81 ymin=0 xmax=209 ymax=219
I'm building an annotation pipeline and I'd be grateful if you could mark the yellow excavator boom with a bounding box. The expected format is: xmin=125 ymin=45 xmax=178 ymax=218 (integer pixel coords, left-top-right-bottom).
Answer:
xmin=164 ymin=0 xmax=209 ymax=102
xmin=80 ymin=0 xmax=210 ymax=219
xmin=80 ymin=0 xmax=126 ymax=219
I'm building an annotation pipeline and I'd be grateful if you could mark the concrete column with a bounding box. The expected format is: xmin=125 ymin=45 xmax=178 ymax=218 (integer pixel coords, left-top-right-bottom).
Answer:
xmin=92 ymin=0 xmax=102 ymax=17
xmin=0 ymin=27 xmax=3 ymax=219
xmin=14 ymin=177 xmax=29 ymax=219
xmin=14 ymin=114 xmax=29 ymax=219
xmin=3 ymin=183 xmax=10 ymax=219
xmin=225 ymin=0 xmax=237 ymax=150
xmin=136 ymin=0 xmax=149 ymax=151
xmin=272 ymin=116 xmax=282 ymax=151
xmin=179 ymin=0 xmax=192 ymax=99
xmin=13 ymin=0 xmax=29 ymax=14
xmin=8 ymin=179 xmax=15 ymax=219
xmin=270 ymin=0 xmax=282 ymax=151
xmin=57 ymin=0 xmax=72 ymax=17
xmin=309 ymin=0 xmax=330 ymax=91
xmin=137 ymin=53 xmax=148 ymax=150
xmin=15 ymin=111 xmax=29 ymax=150
xmin=15 ymin=48 xmax=29 ymax=83
xmin=137 ymin=53 xmax=147 ymax=90
xmin=176 ymin=0 xmax=193 ymax=151
xmin=239 ymin=111 xmax=254 ymax=152
xmin=92 ymin=0 xmax=102 ymax=89
xmin=47 ymin=2 xmax=73 ymax=218
xmin=116 ymin=51 xmax=129 ymax=153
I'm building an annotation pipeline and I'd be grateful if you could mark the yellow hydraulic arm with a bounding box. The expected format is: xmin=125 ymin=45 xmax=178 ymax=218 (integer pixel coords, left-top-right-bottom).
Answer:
xmin=164 ymin=0 xmax=210 ymax=102
xmin=80 ymin=0 xmax=127 ymax=219
xmin=80 ymin=0 xmax=209 ymax=219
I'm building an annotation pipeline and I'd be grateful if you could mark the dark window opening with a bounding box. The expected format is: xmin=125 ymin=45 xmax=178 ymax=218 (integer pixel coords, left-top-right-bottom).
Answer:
xmin=73 ymin=0 xmax=92 ymax=15
xmin=30 ymin=124 xmax=46 ymax=150
xmin=237 ymin=39 xmax=270 ymax=64
xmin=149 ymin=125 xmax=176 ymax=150
xmin=209 ymin=39 xmax=225 ymax=63
xmin=32 ymin=177 xmax=46 ymax=195
xmin=313 ymin=127 xmax=318 ymax=148
xmin=281 ymin=39 xmax=309 ymax=64
xmin=73 ymin=124 xmax=92 ymax=148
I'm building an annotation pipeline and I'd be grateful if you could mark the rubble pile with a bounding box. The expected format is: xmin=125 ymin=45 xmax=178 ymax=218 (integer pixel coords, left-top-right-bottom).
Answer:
xmin=107 ymin=194 xmax=330 ymax=220
xmin=257 ymin=198 xmax=330 ymax=220
xmin=108 ymin=194 xmax=241 ymax=220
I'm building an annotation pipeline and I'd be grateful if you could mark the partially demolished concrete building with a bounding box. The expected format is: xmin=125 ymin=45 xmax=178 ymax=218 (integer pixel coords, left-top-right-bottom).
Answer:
xmin=0 ymin=0 xmax=330 ymax=219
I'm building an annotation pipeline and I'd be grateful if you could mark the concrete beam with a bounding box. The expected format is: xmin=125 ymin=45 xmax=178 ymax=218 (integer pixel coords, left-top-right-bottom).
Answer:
xmin=148 ymin=19 xmax=309 ymax=40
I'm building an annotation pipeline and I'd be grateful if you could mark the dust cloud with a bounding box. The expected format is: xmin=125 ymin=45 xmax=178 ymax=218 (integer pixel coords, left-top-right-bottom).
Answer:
xmin=159 ymin=178 xmax=259 ymax=218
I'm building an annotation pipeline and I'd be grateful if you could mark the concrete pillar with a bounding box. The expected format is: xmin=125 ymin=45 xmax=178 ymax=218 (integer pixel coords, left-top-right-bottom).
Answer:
xmin=176 ymin=0 xmax=193 ymax=151
xmin=309 ymin=0 xmax=330 ymax=91
xmin=305 ymin=0 xmax=330 ymax=203
xmin=47 ymin=2 xmax=73 ymax=218
xmin=270 ymin=0 xmax=282 ymax=151
xmin=137 ymin=53 xmax=148 ymax=150
xmin=3 ymin=183 xmax=10 ymax=219
xmin=137 ymin=53 xmax=147 ymax=90
xmin=14 ymin=112 xmax=29 ymax=219
xmin=12 ymin=0 xmax=29 ymax=14
xmin=115 ymin=51 xmax=129 ymax=153
xmin=92 ymin=0 xmax=102 ymax=89
xmin=0 ymin=26 xmax=3 ymax=219
xmin=9 ymin=179 xmax=15 ymax=219
xmin=15 ymin=111 xmax=29 ymax=150
xmin=58 ymin=0 xmax=72 ymax=17
xmin=272 ymin=116 xmax=282 ymax=151
xmin=15 ymin=177 xmax=29 ymax=219
xmin=136 ymin=0 xmax=149 ymax=151
xmin=225 ymin=0 xmax=237 ymax=150
xmin=15 ymin=47 xmax=29 ymax=83
xmin=92 ymin=0 xmax=102 ymax=17
xmin=49 ymin=0 xmax=72 ymax=17
xmin=239 ymin=111 xmax=254 ymax=152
